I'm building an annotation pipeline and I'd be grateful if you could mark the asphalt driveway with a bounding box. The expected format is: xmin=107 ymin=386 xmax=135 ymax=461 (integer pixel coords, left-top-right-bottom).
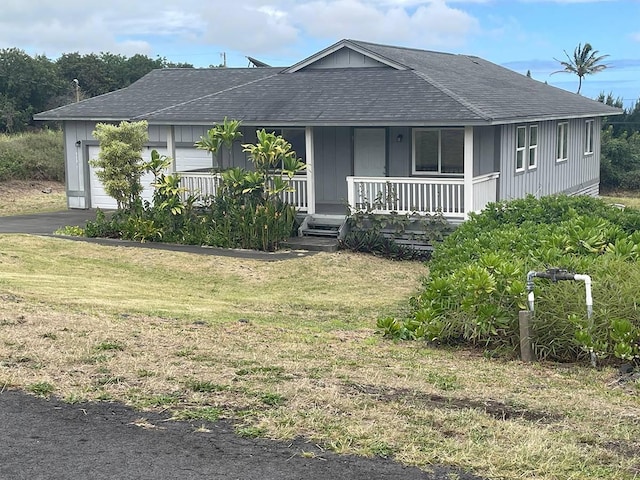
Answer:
xmin=0 ymin=210 xmax=102 ymax=234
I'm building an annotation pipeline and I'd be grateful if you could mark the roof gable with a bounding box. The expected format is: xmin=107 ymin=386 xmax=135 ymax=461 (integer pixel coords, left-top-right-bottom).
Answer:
xmin=283 ymin=39 xmax=408 ymax=73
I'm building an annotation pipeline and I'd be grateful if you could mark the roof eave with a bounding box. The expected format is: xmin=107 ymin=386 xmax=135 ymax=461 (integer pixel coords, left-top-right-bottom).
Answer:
xmin=34 ymin=115 xmax=132 ymax=122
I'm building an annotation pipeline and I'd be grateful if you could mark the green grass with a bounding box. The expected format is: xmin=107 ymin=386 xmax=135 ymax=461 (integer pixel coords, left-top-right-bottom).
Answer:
xmin=0 ymin=235 xmax=639 ymax=479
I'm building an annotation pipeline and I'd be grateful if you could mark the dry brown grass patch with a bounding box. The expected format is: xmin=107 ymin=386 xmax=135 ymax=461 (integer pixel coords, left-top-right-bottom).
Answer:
xmin=0 ymin=180 xmax=66 ymax=215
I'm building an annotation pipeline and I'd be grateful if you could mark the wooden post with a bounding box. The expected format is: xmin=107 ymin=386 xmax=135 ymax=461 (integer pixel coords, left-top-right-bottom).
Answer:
xmin=519 ymin=310 xmax=534 ymax=362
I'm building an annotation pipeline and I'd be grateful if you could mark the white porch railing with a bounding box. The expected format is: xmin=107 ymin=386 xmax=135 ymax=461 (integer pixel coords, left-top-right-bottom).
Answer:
xmin=472 ymin=172 xmax=501 ymax=213
xmin=177 ymin=172 xmax=309 ymax=212
xmin=279 ymin=175 xmax=309 ymax=212
xmin=179 ymin=172 xmax=224 ymax=201
xmin=347 ymin=173 xmax=500 ymax=218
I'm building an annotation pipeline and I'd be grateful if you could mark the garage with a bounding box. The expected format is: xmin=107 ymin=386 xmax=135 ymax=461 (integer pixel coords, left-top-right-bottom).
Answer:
xmin=87 ymin=146 xmax=166 ymax=209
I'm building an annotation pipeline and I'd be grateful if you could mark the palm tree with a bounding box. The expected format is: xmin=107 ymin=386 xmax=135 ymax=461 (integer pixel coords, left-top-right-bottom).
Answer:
xmin=552 ymin=43 xmax=609 ymax=94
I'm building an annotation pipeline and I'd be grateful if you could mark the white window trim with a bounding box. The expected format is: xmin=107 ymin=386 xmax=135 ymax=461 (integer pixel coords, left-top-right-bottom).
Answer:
xmin=516 ymin=126 xmax=526 ymax=173
xmin=585 ymin=119 xmax=594 ymax=155
xmin=412 ymin=128 xmax=464 ymax=176
xmin=528 ymin=125 xmax=538 ymax=170
xmin=556 ymin=122 xmax=569 ymax=162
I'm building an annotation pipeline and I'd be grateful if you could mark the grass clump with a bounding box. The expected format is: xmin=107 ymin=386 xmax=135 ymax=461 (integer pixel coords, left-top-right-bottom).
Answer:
xmin=391 ymin=195 xmax=640 ymax=363
xmin=26 ymin=381 xmax=55 ymax=397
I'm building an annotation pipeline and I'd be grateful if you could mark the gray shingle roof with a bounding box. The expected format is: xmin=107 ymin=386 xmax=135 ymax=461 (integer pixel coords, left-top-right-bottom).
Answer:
xmin=34 ymin=68 xmax=281 ymax=121
xmin=348 ymin=40 xmax=619 ymax=122
xmin=35 ymin=39 xmax=621 ymax=125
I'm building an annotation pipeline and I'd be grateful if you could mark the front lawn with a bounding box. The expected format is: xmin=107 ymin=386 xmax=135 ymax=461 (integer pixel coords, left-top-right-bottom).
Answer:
xmin=0 ymin=235 xmax=638 ymax=479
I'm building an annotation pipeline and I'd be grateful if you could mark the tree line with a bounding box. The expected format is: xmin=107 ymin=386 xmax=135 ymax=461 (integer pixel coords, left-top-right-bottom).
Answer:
xmin=598 ymin=93 xmax=640 ymax=191
xmin=0 ymin=48 xmax=192 ymax=133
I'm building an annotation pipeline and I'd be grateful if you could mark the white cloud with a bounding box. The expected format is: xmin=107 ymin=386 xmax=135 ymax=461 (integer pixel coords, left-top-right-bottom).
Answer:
xmin=0 ymin=0 xmax=481 ymax=60
xmin=290 ymin=0 xmax=479 ymax=48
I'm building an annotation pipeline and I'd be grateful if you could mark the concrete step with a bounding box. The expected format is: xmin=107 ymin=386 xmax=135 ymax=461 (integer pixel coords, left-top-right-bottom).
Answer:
xmin=281 ymin=236 xmax=339 ymax=252
xmin=301 ymin=227 xmax=340 ymax=237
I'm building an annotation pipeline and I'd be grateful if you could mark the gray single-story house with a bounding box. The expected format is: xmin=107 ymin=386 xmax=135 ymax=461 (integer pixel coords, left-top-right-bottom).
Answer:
xmin=35 ymin=39 xmax=621 ymax=224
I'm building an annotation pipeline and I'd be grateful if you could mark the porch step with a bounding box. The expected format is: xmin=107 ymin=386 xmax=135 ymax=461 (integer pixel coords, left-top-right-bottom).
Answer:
xmin=298 ymin=214 xmax=348 ymax=240
xmin=281 ymin=236 xmax=339 ymax=253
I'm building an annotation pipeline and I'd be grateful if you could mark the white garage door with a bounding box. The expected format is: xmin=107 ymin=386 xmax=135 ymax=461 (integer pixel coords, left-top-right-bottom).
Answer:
xmin=88 ymin=146 xmax=167 ymax=209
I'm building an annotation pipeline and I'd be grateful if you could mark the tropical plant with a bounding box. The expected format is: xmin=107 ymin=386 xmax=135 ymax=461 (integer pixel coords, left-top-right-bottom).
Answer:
xmin=552 ymin=43 xmax=609 ymax=94
xmin=90 ymin=120 xmax=149 ymax=211
xmin=242 ymin=129 xmax=306 ymax=202
xmin=195 ymin=117 xmax=243 ymax=170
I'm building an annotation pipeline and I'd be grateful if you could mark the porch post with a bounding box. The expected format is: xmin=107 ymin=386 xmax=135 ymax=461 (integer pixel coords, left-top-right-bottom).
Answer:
xmin=166 ymin=126 xmax=177 ymax=173
xmin=305 ymin=126 xmax=315 ymax=214
xmin=463 ymin=126 xmax=474 ymax=220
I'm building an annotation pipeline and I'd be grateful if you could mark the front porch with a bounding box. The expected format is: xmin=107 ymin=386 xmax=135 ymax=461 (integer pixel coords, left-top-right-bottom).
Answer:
xmin=177 ymin=171 xmax=500 ymax=220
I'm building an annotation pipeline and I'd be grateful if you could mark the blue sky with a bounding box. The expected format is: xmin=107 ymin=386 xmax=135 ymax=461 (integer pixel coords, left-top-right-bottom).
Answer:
xmin=2 ymin=0 xmax=639 ymax=107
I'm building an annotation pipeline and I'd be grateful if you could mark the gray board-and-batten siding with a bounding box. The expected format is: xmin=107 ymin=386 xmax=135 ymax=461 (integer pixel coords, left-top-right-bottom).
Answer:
xmin=62 ymin=119 xmax=597 ymax=210
xmin=499 ymin=117 xmax=601 ymax=200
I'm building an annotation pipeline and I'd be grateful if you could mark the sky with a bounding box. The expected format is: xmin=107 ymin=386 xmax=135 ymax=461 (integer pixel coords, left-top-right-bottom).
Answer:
xmin=2 ymin=0 xmax=639 ymax=107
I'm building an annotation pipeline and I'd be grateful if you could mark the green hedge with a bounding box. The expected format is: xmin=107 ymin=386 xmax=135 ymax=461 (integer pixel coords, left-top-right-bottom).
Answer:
xmin=383 ymin=195 xmax=640 ymax=364
xmin=0 ymin=130 xmax=64 ymax=181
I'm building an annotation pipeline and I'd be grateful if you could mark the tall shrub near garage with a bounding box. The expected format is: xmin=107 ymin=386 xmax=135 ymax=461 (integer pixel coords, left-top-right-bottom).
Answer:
xmin=90 ymin=120 xmax=149 ymax=211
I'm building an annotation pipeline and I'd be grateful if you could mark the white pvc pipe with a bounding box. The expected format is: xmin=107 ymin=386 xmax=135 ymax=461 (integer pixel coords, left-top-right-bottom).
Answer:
xmin=573 ymin=274 xmax=593 ymax=319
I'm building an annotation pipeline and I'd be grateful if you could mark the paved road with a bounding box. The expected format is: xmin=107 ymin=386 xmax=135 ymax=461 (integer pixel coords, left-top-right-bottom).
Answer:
xmin=0 ymin=390 xmax=485 ymax=480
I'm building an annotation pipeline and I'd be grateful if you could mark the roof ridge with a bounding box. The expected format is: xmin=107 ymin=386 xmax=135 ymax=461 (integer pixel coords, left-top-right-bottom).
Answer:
xmin=411 ymin=69 xmax=492 ymax=121
xmin=133 ymin=72 xmax=280 ymax=119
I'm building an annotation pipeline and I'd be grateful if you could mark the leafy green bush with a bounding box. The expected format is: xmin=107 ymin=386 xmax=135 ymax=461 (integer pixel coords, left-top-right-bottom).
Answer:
xmin=0 ymin=129 xmax=64 ymax=181
xmin=600 ymin=126 xmax=640 ymax=191
xmin=620 ymin=169 xmax=640 ymax=191
xmin=340 ymin=199 xmax=451 ymax=261
xmin=83 ymin=129 xmax=301 ymax=251
xmin=391 ymin=195 xmax=640 ymax=364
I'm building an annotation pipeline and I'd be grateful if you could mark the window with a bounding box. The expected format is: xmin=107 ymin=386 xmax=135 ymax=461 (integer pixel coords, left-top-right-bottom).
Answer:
xmin=557 ymin=122 xmax=568 ymax=162
xmin=413 ymin=128 xmax=464 ymax=174
xmin=516 ymin=126 xmax=526 ymax=172
xmin=528 ymin=125 xmax=538 ymax=169
xmin=585 ymin=119 xmax=594 ymax=154
xmin=265 ymin=128 xmax=306 ymax=162
xmin=515 ymin=124 xmax=537 ymax=172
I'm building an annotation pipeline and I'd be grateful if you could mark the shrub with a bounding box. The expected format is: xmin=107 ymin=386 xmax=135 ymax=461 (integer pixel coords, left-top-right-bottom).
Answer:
xmin=391 ymin=195 xmax=640 ymax=364
xmin=0 ymin=129 xmax=64 ymax=181
xmin=82 ymin=125 xmax=303 ymax=252
xmin=620 ymin=169 xmax=640 ymax=191
xmin=340 ymin=197 xmax=452 ymax=261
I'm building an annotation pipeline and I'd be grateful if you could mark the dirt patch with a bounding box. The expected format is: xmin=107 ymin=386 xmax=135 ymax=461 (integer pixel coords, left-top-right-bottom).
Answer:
xmin=0 ymin=180 xmax=66 ymax=215
xmin=343 ymin=382 xmax=563 ymax=423
xmin=0 ymin=180 xmax=64 ymax=198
